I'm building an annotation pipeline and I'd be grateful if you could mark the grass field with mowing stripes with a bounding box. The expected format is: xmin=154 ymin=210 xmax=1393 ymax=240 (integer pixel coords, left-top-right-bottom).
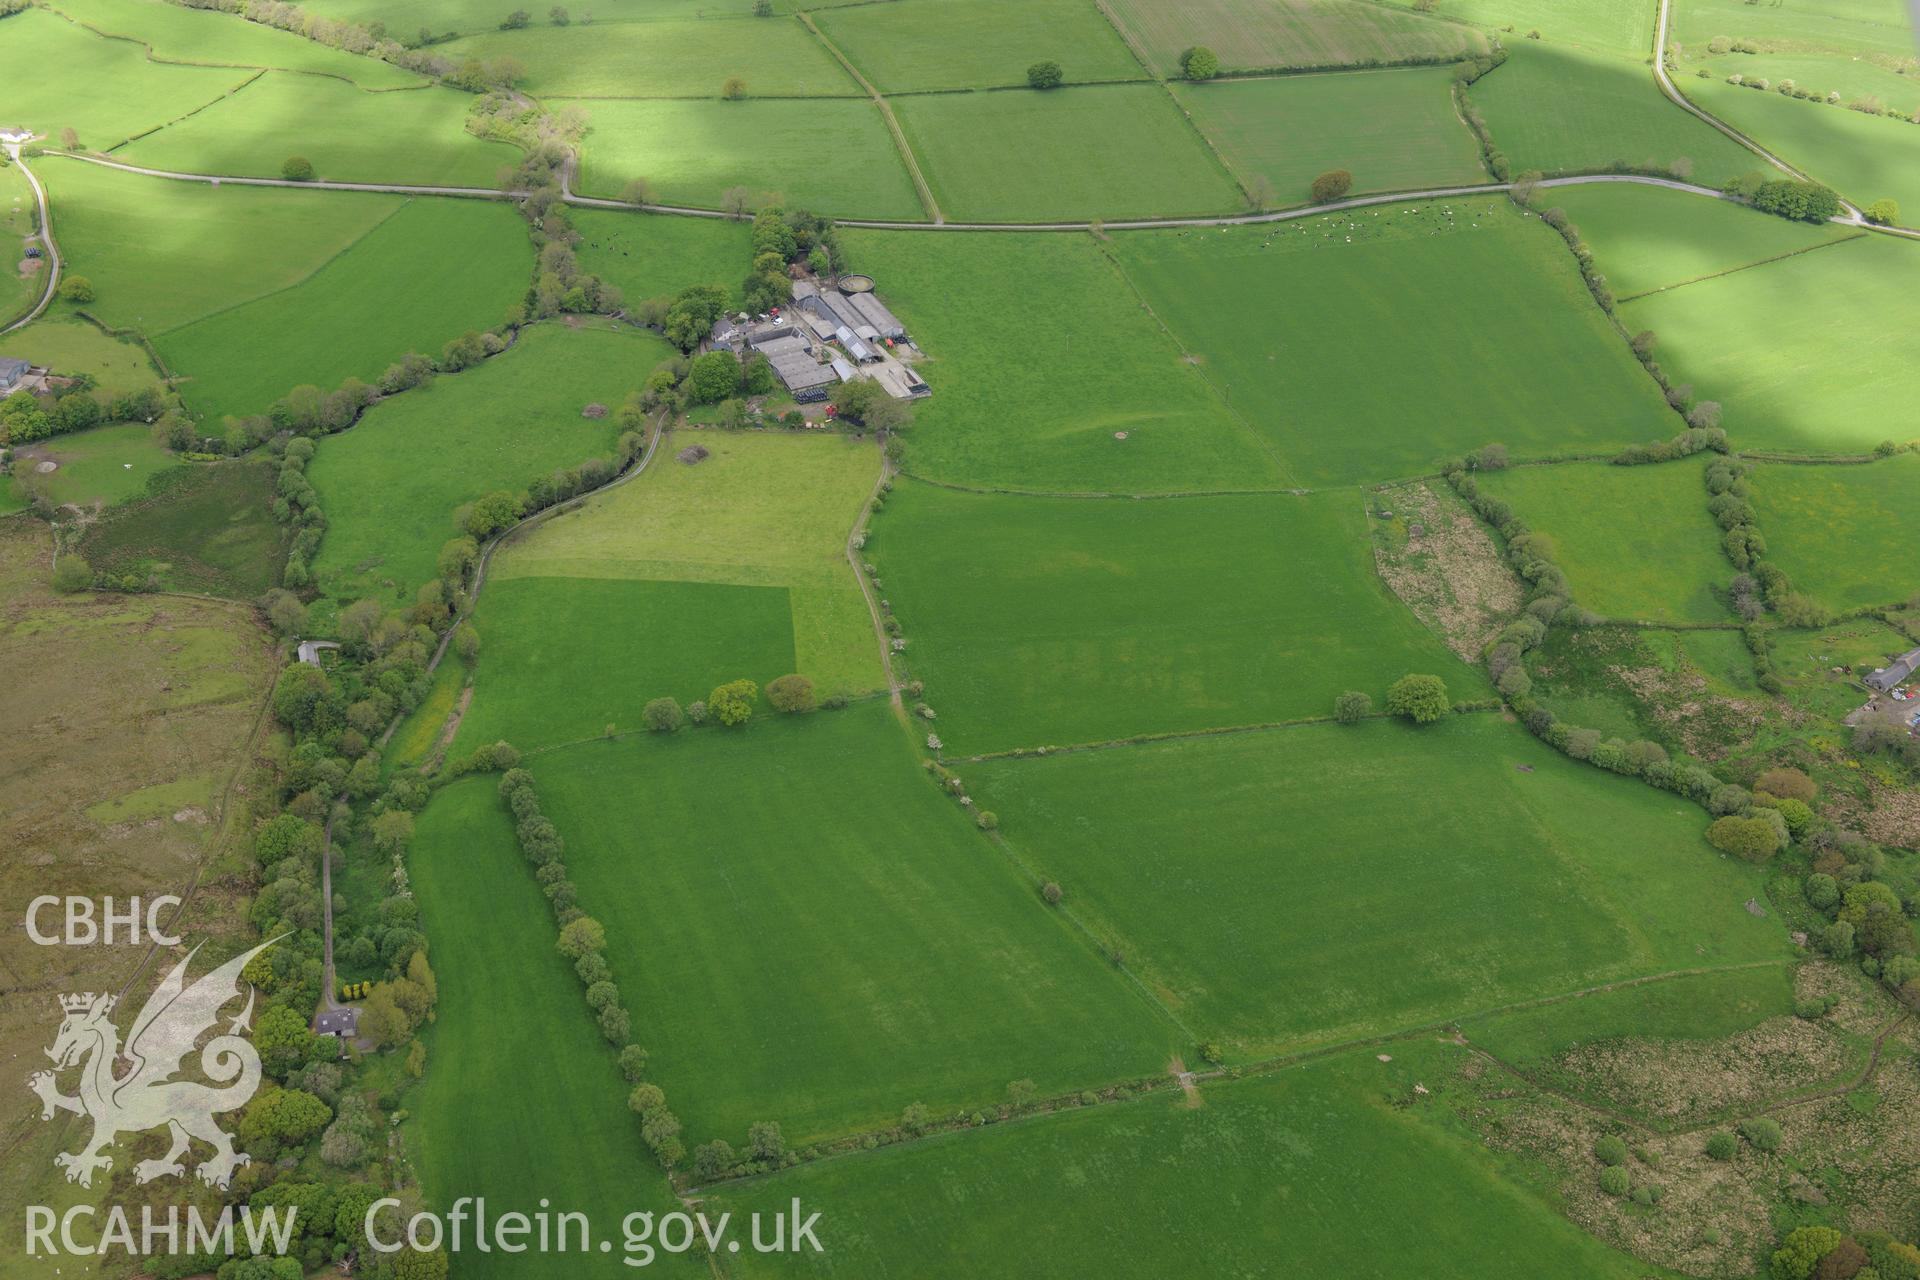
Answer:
xmin=408 ymin=777 xmax=702 ymax=1279
xmin=716 ymin=1040 xmax=1665 ymax=1278
xmin=817 ymin=0 xmax=1142 ymax=92
xmin=1173 ymin=68 xmax=1488 ymax=206
xmin=574 ymin=97 xmax=922 ymax=219
xmin=841 ymin=229 xmax=1282 ymax=494
xmin=967 ymin=715 xmax=1788 ymax=1058
xmin=895 ymin=85 xmax=1244 ymax=222
xmin=1107 ymin=0 xmax=1486 ymax=76
xmin=1110 ymin=198 xmax=1675 ymax=486
xmin=533 ymin=702 xmax=1176 ymax=1145
xmin=869 ymin=481 xmax=1479 ymax=755
xmin=451 ymin=430 xmax=885 ymax=752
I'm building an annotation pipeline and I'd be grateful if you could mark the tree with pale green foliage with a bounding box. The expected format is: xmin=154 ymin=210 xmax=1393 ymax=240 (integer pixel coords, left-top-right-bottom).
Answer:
xmin=708 ymin=679 xmax=759 ymax=726
xmin=1864 ymin=198 xmax=1899 ymax=225
xmin=1770 ymin=1226 xmax=1843 ymax=1280
xmin=1385 ymin=674 xmax=1449 ymax=724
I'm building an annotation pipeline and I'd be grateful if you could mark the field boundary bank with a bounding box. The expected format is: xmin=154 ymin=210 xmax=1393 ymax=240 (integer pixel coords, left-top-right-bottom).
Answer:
xmin=1614 ymin=232 xmax=1870 ymax=302
xmin=686 ymin=958 xmax=1801 ymax=1194
xmin=793 ymin=10 xmax=943 ymax=223
xmin=109 ymin=69 xmax=267 ymax=153
xmin=951 ymin=706 xmax=1502 ymax=765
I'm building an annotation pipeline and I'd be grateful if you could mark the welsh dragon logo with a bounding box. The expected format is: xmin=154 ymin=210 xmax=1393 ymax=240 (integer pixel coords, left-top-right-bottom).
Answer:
xmin=29 ymin=938 xmax=281 ymax=1190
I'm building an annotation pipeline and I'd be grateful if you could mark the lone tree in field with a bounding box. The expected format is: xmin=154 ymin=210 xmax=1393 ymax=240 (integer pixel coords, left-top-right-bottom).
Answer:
xmin=1310 ymin=169 xmax=1354 ymax=203
xmin=58 ymin=275 xmax=94 ymax=304
xmin=622 ymin=176 xmax=654 ymax=206
xmin=1182 ymin=46 xmax=1220 ymax=81
xmin=282 ymin=155 xmax=315 ymax=182
xmin=1385 ymin=673 xmax=1450 ymax=724
xmin=766 ymin=674 xmax=816 ymax=713
xmin=722 ymin=75 xmax=748 ymax=100
xmin=1027 ymin=60 xmax=1064 ymax=90
xmin=499 ymin=7 xmax=529 ymax=27
xmin=1334 ymin=691 xmax=1372 ymax=724
xmin=60 ymin=126 xmax=80 ymax=151
xmin=1865 ymin=197 xmax=1899 ymax=225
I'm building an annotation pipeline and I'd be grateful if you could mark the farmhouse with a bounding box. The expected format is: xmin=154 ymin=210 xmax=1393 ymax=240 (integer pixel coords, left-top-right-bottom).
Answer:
xmin=1865 ymin=646 xmax=1920 ymax=694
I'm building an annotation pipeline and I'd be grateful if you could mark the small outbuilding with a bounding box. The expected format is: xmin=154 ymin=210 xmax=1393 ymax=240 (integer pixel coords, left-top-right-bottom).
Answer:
xmin=1866 ymin=647 xmax=1920 ymax=693
xmin=0 ymin=357 xmax=30 ymax=393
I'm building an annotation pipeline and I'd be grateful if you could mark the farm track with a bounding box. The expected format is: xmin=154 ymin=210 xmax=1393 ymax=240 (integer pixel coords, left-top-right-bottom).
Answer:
xmin=2 ymin=147 xmax=61 ymax=334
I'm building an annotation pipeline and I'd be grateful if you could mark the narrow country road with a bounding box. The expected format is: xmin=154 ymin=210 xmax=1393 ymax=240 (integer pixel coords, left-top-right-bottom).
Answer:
xmin=57 ymin=151 xmax=1856 ymax=234
xmin=3 ymin=143 xmax=61 ymax=335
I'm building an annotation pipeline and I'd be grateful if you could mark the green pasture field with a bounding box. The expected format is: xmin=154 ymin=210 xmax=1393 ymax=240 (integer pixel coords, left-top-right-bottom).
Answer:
xmin=1105 ymin=0 xmax=1486 ymax=77
xmin=869 ymin=482 xmax=1478 ymax=755
xmin=1690 ymin=52 xmax=1920 ymax=118
xmin=1393 ymin=0 xmax=1652 ymax=54
xmin=532 ymin=701 xmax=1175 ymax=1144
xmin=571 ymin=208 xmax=747 ymax=304
xmin=1618 ymin=234 xmax=1917 ymax=456
xmin=453 ymin=577 xmax=797 ymax=752
xmin=1109 ymin=199 xmax=1674 ymax=486
xmin=442 ymin=17 xmax=857 ymax=98
xmin=0 ymin=319 xmax=163 ymax=398
xmin=1539 ymin=181 xmax=1861 ymax=300
xmin=0 ymin=9 xmax=251 ymax=150
xmin=1685 ymin=74 xmax=1920 ymax=215
xmin=1472 ymin=41 xmax=1758 ymax=186
xmin=717 ymin=1042 xmax=1659 ymax=1279
xmin=407 ymin=778 xmax=701 ymax=1280
xmin=119 ymin=74 xmax=519 ymax=187
xmin=894 ymin=85 xmax=1244 ymax=222
xmin=302 ymin=0 xmax=758 ymax=35
xmin=77 ymin=460 xmax=285 ymax=596
xmin=573 ymin=98 xmax=922 ymax=219
xmin=382 ymin=650 xmax=465 ymax=771
xmin=967 ymin=715 xmax=1787 ymax=1057
xmin=841 ymin=229 xmax=1281 ymax=493
xmin=41 ymin=158 xmax=404 ymax=335
xmin=1475 ymin=458 xmax=1730 ymax=623
xmin=1671 ymin=0 xmax=1916 ymax=61
xmin=815 ymin=0 xmax=1143 ymax=92
xmin=450 ymin=429 xmax=885 ymax=749
xmin=4 ymin=423 xmax=176 ymax=511
xmin=2 ymin=161 xmax=40 ymax=325
xmin=1750 ymin=456 xmax=1920 ymax=612
xmin=46 ymin=0 xmax=426 ymax=87
xmin=1172 ymin=68 xmax=1487 ymax=204
xmin=156 ymin=197 xmax=528 ymax=423
xmin=308 ymin=323 xmax=658 ymax=604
